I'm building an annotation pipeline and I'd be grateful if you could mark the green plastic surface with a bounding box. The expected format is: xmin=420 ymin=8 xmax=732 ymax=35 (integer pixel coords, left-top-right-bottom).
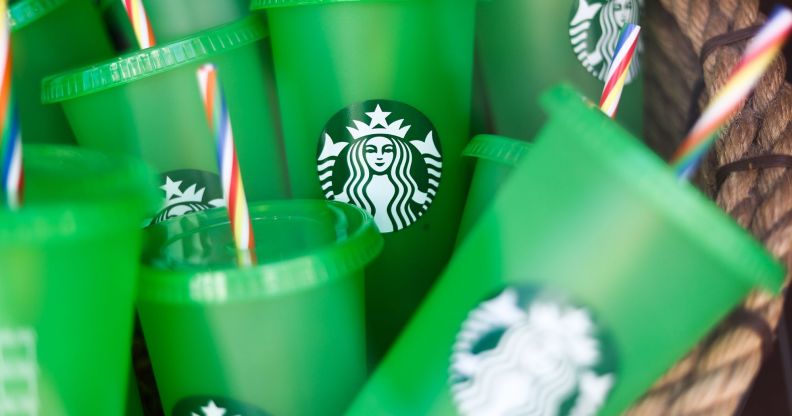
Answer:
xmin=475 ymin=0 xmax=643 ymax=139
xmin=43 ymin=16 xmax=288 ymax=210
xmin=263 ymin=0 xmax=476 ymax=364
xmin=11 ymin=0 xmax=114 ymax=145
xmin=138 ymin=200 xmax=383 ymax=416
xmin=0 ymin=145 xmax=158 ymax=415
xmin=457 ymin=134 xmax=530 ymax=241
xmin=347 ymin=85 xmax=784 ymax=416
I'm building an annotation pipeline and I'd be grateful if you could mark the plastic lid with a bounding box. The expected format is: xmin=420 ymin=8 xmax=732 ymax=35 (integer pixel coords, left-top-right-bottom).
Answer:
xmin=9 ymin=0 xmax=67 ymax=31
xmin=463 ymin=134 xmax=530 ymax=167
xmin=0 ymin=144 xmax=159 ymax=245
xmin=541 ymin=84 xmax=785 ymax=294
xmin=42 ymin=15 xmax=266 ymax=104
xmin=24 ymin=144 xmax=161 ymax=213
xmin=251 ymin=0 xmax=405 ymax=9
xmin=138 ymin=200 xmax=384 ymax=304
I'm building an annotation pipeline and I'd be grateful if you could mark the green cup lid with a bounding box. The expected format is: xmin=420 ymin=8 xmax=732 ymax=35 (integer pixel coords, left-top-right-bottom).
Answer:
xmin=24 ymin=144 xmax=160 ymax=214
xmin=139 ymin=200 xmax=383 ymax=304
xmin=9 ymin=0 xmax=67 ymax=31
xmin=463 ymin=134 xmax=530 ymax=167
xmin=42 ymin=15 xmax=266 ymax=103
xmin=1 ymin=144 xmax=159 ymax=245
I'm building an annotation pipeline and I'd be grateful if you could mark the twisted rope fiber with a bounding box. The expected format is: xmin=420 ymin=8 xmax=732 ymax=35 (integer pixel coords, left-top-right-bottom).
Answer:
xmin=628 ymin=0 xmax=792 ymax=414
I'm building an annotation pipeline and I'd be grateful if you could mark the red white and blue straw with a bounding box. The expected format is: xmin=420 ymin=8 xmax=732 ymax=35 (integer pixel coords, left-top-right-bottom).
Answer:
xmin=197 ymin=64 xmax=256 ymax=258
xmin=1 ymin=0 xmax=22 ymax=209
xmin=599 ymin=23 xmax=641 ymax=118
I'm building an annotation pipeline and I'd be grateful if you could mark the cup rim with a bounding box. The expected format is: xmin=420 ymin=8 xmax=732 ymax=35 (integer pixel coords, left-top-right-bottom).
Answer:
xmin=9 ymin=0 xmax=68 ymax=31
xmin=137 ymin=200 xmax=383 ymax=304
xmin=41 ymin=15 xmax=267 ymax=104
xmin=463 ymin=134 xmax=530 ymax=167
xmin=0 ymin=145 xmax=158 ymax=244
xmin=539 ymin=84 xmax=786 ymax=294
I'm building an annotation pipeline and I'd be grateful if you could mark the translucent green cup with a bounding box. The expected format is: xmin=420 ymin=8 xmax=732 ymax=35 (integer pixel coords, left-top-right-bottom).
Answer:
xmin=10 ymin=0 xmax=114 ymax=145
xmin=99 ymin=0 xmax=254 ymax=50
xmin=138 ymin=200 xmax=383 ymax=416
xmin=346 ymin=85 xmax=785 ymax=416
xmin=253 ymin=0 xmax=477 ymax=364
xmin=457 ymin=134 xmax=530 ymax=241
xmin=0 ymin=145 xmax=158 ymax=415
xmin=476 ymin=0 xmax=643 ymax=139
xmin=42 ymin=16 xmax=289 ymax=226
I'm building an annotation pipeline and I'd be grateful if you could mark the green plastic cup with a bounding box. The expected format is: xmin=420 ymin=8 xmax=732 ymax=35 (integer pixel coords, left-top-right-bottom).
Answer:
xmin=10 ymin=0 xmax=114 ymax=145
xmin=0 ymin=145 xmax=158 ymax=415
xmin=475 ymin=0 xmax=643 ymax=139
xmin=253 ymin=0 xmax=477 ymax=364
xmin=42 ymin=16 xmax=289 ymax=226
xmin=138 ymin=200 xmax=383 ymax=416
xmin=346 ymin=85 xmax=785 ymax=416
xmin=98 ymin=0 xmax=255 ymax=50
xmin=457 ymin=134 xmax=530 ymax=241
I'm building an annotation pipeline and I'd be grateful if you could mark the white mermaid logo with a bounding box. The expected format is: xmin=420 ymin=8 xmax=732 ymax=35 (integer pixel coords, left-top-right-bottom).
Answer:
xmin=570 ymin=0 xmax=642 ymax=83
xmin=317 ymin=102 xmax=442 ymax=233
xmin=450 ymin=289 xmax=615 ymax=416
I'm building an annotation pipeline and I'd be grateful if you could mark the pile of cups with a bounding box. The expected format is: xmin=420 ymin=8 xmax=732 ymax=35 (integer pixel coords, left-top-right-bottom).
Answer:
xmin=0 ymin=0 xmax=785 ymax=415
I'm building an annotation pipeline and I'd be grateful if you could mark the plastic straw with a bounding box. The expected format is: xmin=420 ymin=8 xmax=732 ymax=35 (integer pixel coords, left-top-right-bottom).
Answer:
xmin=197 ymin=64 xmax=256 ymax=263
xmin=1 ymin=0 xmax=22 ymax=209
xmin=600 ymin=23 xmax=641 ymax=118
xmin=671 ymin=6 xmax=792 ymax=179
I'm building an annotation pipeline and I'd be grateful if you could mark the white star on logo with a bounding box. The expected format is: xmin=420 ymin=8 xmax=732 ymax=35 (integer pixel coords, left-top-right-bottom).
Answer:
xmin=161 ymin=176 xmax=183 ymax=201
xmin=366 ymin=105 xmax=391 ymax=128
xmin=192 ymin=400 xmax=226 ymax=416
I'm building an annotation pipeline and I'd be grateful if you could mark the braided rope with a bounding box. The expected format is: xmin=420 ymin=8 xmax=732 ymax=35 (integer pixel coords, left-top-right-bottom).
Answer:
xmin=629 ymin=1 xmax=792 ymax=414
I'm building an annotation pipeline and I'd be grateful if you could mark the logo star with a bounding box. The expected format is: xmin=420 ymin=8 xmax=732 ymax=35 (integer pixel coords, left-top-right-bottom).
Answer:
xmin=366 ymin=105 xmax=391 ymax=128
xmin=195 ymin=400 xmax=226 ymax=416
xmin=161 ymin=176 xmax=183 ymax=201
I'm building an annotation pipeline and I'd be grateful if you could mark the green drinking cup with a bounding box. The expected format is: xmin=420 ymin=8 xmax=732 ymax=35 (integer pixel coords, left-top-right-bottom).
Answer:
xmin=0 ymin=145 xmax=158 ymax=415
xmin=138 ymin=200 xmax=383 ymax=416
xmin=346 ymin=85 xmax=785 ymax=416
xmin=10 ymin=0 xmax=114 ymax=145
xmin=42 ymin=16 xmax=289 ymax=226
xmin=98 ymin=0 xmax=255 ymax=51
xmin=253 ymin=0 xmax=477 ymax=364
xmin=457 ymin=134 xmax=529 ymax=241
xmin=475 ymin=0 xmax=643 ymax=139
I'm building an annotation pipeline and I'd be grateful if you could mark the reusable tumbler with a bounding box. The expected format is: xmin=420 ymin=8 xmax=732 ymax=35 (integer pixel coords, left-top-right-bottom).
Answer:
xmin=99 ymin=0 xmax=254 ymax=50
xmin=0 ymin=145 xmax=158 ymax=415
xmin=10 ymin=0 xmax=114 ymax=144
xmin=253 ymin=0 xmax=477 ymax=363
xmin=457 ymin=134 xmax=529 ymax=241
xmin=42 ymin=16 xmax=288 ymax=226
xmin=138 ymin=200 xmax=383 ymax=416
xmin=475 ymin=0 xmax=643 ymax=139
xmin=346 ymin=85 xmax=785 ymax=416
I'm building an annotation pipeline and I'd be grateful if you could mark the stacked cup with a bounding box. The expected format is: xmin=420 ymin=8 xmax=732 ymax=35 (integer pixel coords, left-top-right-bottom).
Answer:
xmin=0 ymin=145 xmax=159 ymax=415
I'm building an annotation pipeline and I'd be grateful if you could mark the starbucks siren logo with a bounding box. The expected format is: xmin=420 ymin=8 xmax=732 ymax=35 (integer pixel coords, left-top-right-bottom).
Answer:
xmin=150 ymin=170 xmax=225 ymax=225
xmin=173 ymin=397 xmax=271 ymax=416
xmin=0 ymin=328 xmax=37 ymax=415
xmin=569 ymin=0 xmax=643 ymax=83
xmin=450 ymin=287 xmax=617 ymax=416
xmin=317 ymin=100 xmax=442 ymax=233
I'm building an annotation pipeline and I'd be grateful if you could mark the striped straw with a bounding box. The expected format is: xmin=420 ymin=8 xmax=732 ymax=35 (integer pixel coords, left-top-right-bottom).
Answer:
xmin=121 ymin=0 xmax=156 ymax=49
xmin=670 ymin=6 xmax=792 ymax=179
xmin=197 ymin=64 xmax=256 ymax=262
xmin=0 ymin=0 xmax=22 ymax=209
xmin=599 ymin=23 xmax=641 ymax=118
